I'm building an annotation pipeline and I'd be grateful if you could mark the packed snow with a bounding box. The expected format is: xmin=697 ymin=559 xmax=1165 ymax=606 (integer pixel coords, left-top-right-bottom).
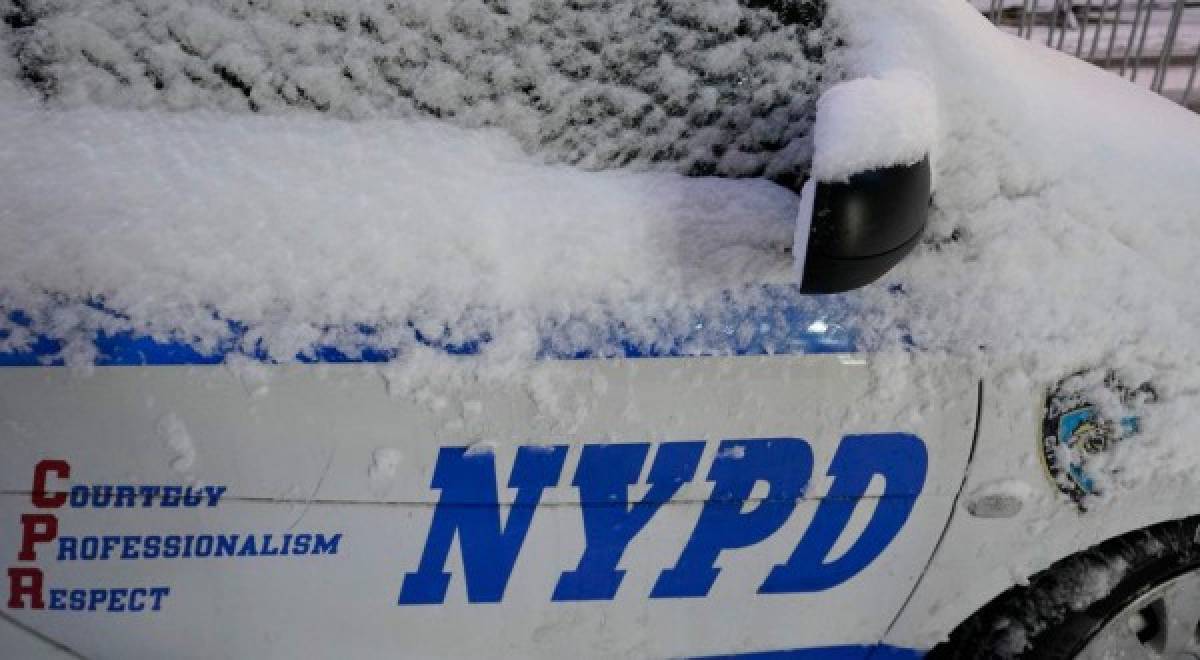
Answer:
xmin=829 ymin=0 xmax=1200 ymax=494
xmin=0 ymin=0 xmax=849 ymax=368
xmin=811 ymin=70 xmax=937 ymax=183
xmin=0 ymin=94 xmax=806 ymax=363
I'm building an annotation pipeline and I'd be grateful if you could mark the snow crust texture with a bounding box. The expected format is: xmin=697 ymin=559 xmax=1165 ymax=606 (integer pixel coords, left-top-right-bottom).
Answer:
xmin=6 ymin=0 xmax=826 ymax=185
xmin=0 ymin=74 xmax=804 ymax=364
xmin=811 ymin=70 xmax=936 ymax=183
xmin=834 ymin=0 xmax=1200 ymax=448
xmin=829 ymin=0 xmax=1200 ymax=644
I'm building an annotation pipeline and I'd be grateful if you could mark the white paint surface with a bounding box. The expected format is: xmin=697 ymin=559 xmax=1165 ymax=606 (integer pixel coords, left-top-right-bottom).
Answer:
xmin=0 ymin=356 xmax=976 ymax=657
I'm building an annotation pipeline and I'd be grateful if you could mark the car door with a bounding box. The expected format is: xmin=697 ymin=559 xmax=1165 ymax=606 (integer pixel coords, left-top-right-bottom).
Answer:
xmin=0 ymin=304 xmax=978 ymax=659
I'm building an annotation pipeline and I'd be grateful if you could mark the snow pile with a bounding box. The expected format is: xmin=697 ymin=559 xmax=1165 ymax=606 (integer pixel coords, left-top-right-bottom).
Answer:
xmin=0 ymin=69 xmax=804 ymax=364
xmin=6 ymin=0 xmax=826 ymax=184
xmin=811 ymin=71 xmax=937 ymax=183
xmin=829 ymin=0 xmax=1200 ymax=504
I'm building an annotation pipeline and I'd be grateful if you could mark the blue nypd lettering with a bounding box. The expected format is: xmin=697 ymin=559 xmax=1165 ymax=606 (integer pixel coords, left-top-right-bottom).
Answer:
xmin=555 ymin=441 xmax=705 ymax=601
xmin=398 ymin=446 xmax=567 ymax=605
xmin=760 ymin=434 xmax=927 ymax=593
xmin=652 ymin=439 xmax=814 ymax=599
xmin=399 ymin=434 xmax=927 ymax=605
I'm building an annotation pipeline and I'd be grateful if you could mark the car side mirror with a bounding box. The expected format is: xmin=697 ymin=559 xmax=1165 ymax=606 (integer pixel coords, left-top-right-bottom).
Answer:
xmin=799 ymin=156 xmax=932 ymax=294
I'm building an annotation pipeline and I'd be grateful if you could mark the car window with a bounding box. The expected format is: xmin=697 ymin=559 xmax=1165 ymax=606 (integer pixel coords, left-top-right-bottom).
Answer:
xmin=8 ymin=1 xmax=827 ymax=187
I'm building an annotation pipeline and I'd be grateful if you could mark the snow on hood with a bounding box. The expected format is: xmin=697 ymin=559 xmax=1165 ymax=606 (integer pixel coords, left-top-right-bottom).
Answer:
xmin=831 ymin=0 xmax=1200 ymax=500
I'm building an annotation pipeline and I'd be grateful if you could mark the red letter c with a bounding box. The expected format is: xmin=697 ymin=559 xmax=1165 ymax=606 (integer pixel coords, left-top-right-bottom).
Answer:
xmin=32 ymin=459 xmax=70 ymax=508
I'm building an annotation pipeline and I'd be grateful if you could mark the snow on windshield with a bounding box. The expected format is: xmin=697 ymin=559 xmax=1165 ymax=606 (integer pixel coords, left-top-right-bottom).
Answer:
xmin=6 ymin=0 xmax=825 ymax=185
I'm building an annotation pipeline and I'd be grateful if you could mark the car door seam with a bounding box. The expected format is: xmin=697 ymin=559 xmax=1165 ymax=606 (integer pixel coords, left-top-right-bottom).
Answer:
xmin=877 ymin=378 xmax=985 ymax=647
xmin=0 ymin=609 xmax=89 ymax=660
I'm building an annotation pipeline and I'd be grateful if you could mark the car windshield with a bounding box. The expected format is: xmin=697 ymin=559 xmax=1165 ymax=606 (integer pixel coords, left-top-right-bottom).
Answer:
xmin=8 ymin=1 xmax=827 ymax=187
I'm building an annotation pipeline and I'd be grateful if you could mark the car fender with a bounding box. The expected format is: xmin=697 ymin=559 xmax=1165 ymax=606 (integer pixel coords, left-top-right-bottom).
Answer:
xmin=886 ymin=374 xmax=1199 ymax=651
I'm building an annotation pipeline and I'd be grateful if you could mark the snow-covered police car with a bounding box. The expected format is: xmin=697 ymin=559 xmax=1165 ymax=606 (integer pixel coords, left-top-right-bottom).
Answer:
xmin=2 ymin=0 xmax=1200 ymax=658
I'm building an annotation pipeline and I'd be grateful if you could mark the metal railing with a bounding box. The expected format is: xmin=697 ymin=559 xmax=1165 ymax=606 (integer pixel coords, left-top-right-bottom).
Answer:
xmin=974 ymin=0 xmax=1200 ymax=109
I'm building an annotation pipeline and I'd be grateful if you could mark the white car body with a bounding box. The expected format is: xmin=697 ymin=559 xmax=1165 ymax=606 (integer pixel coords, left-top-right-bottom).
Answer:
xmin=0 ymin=355 xmax=967 ymax=658
xmin=0 ymin=349 xmax=1183 ymax=658
xmin=3 ymin=0 xmax=1200 ymax=658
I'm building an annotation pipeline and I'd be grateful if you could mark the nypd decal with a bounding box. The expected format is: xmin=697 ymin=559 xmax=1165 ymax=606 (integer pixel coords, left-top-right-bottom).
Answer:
xmin=399 ymin=434 xmax=927 ymax=604
xmin=0 ymin=354 xmax=982 ymax=658
xmin=1040 ymin=370 xmax=1156 ymax=511
xmin=7 ymin=434 xmax=925 ymax=615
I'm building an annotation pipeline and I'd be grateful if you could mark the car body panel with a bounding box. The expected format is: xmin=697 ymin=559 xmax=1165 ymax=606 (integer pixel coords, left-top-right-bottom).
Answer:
xmin=1 ymin=355 xmax=976 ymax=658
xmin=886 ymin=376 xmax=1198 ymax=651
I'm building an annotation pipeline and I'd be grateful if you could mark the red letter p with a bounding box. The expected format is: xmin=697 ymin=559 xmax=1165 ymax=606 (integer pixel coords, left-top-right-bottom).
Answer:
xmin=17 ymin=514 xmax=58 ymax=561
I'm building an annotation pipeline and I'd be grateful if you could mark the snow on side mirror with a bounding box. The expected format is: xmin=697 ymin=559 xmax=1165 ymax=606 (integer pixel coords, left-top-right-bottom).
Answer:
xmin=795 ymin=72 xmax=937 ymax=293
xmin=798 ymin=156 xmax=931 ymax=294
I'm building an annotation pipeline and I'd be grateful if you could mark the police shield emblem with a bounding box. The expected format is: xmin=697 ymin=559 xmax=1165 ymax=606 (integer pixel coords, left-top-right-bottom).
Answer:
xmin=1041 ymin=369 xmax=1156 ymax=511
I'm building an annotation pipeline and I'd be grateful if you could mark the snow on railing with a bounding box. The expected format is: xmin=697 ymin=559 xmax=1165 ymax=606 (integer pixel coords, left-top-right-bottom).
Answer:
xmin=972 ymin=0 xmax=1200 ymax=109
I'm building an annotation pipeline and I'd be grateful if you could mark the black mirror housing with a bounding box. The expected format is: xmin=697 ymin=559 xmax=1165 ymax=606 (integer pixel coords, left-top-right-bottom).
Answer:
xmin=799 ymin=156 xmax=932 ymax=294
